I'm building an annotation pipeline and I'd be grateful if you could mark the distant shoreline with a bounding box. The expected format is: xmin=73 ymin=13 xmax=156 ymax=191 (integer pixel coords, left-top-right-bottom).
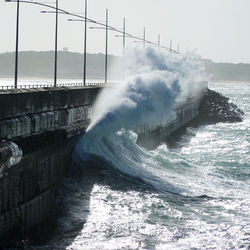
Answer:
xmin=1 ymin=51 xmax=250 ymax=82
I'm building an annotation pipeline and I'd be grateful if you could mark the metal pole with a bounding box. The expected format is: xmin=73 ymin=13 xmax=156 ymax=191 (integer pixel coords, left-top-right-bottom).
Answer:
xmin=83 ymin=0 xmax=87 ymax=86
xmin=54 ymin=0 xmax=58 ymax=87
xmin=143 ymin=27 xmax=145 ymax=48
xmin=14 ymin=0 xmax=20 ymax=89
xmin=122 ymin=17 xmax=125 ymax=80
xmin=105 ymin=9 xmax=108 ymax=84
xmin=123 ymin=18 xmax=125 ymax=58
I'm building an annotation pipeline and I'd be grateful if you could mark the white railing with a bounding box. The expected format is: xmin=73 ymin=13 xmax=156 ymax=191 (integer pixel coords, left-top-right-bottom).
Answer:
xmin=0 ymin=82 xmax=105 ymax=90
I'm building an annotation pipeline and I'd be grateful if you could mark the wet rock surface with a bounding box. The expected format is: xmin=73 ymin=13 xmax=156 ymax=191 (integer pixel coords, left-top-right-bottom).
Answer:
xmin=198 ymin=88 xmax=244 ymax=124
xmin=166 ymin=88 xmax=244 ymax=148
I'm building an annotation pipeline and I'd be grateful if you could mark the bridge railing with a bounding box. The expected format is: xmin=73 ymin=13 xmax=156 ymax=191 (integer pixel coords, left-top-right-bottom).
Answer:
xmin=0 ymin=82 xmax=105 ymax=90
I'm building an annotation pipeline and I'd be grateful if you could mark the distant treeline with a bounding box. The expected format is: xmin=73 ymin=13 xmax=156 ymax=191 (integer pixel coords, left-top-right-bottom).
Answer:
xmin=202 ymin=59 xmax=250 ymax=82
xmin=0 ymin=51 xmax=121 ymax=80
xmin=1 ymin=51 xmax=250 ymax=81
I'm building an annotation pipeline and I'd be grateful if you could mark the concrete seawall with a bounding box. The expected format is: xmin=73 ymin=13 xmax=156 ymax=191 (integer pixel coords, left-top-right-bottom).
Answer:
xmin=0 ymin=87 xmax=100 ymax=140
xmin=136 ymin=97 xmax=202 ymax=149
xmin=0 ymin=86 xmax=102 ymax=241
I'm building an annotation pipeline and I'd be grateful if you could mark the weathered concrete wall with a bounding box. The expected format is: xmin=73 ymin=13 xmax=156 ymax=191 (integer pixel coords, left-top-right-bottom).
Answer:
xmin=0 ymin=140 xmax=75 ymax=240
xmin=136 ymin=98 xmax=202 ymax=149
xmin=0 ymin=86 xmax=102 ymax=241
xmin=0 ymin=87 xmax=99 ymax=120
xmin=0 ymin=87 xmax=101 ymax=141
xmin=136 ymin=81 xmax=208 ymax=149
xmin=0 ymin=106 xmax=91 ymax=140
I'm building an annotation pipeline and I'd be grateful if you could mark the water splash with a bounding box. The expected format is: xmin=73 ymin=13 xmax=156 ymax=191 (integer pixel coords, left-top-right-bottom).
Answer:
xmin=74 ymin=47 xmax=206 ymax=194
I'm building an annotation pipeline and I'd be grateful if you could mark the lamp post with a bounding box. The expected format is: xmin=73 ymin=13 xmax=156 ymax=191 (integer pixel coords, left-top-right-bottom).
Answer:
xmin=14 ymin=0 xmax=20 ymax=89
xmin=143 ymin=27 xmax=146 ymax=48
xmin=6 ymin=0 xmax=60 ymax=88
xmin=54 ymin=0 xmax=58 ymax=87
xmin=67 ymin=0 xmax=88 ymax=85
xmin=5 ymin=0 xmax=181 ymax=89
xmin=89 ymin=9 xmax=109 ymax=84
xmin=123 ymin=18 xmax=126 ymax=57
xmin=122 ymin=18 xmax=125 ymax=80
xmin=5 ymin=0 xmax=20 ymax=89
xmin=40 ymin=1 xmax=59 ymax=87
xmin=114 ymin=18 xmax=126 ymax=60
xmin=114 ymin=18 xmax=128 ymax=80
xmin=83 ymin=0 xmax=87 ymax=85
xmin=105 ymin=9 xmax=108 ymax=84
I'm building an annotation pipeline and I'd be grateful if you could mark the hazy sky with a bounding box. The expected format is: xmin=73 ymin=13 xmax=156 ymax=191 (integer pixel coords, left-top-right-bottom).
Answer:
xmin=1 ymin=0 xmax=250 ymax=63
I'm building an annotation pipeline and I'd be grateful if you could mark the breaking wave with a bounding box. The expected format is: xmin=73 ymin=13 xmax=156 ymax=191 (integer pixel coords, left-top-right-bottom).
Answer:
xmin=73 ymin=47 xmax=209 ymax=195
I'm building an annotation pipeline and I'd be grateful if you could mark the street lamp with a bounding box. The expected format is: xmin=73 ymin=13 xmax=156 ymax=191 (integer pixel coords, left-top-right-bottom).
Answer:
xmin=40 ymin=1 xmax=58 ymax=87
xmin=122 ymin=17 xmax=125 ymax=80
xmin=105 ymin=9 xmax=108 ymax=84
xmin=5 ymin=0 xmax=20 ymax=89
xmin=5 ymin=0 xmax=182 ymax=89
xmin=114 ymin=18 xmax=126 ymax=58
xmin=90 ymin=9 xmax=109 ymax=84
xmin=54 ymin=0 xmax=58 ymax=87
xmin=5 ymin=0 xmax=58 ymax=88
xmin=14 ymin=0 xmax=20 ymax=89
xmin=83 ymin=0 xmax=87 ymax=86
xmin=143 ymin=27 xmax=146 ymax=48
xmin=133 ymin=27 xmax=146 ymax=48
xmin=123 ymin=18 xmax=126 ymax=57
xmin=67 ymin=0 xmax=88 ymax=85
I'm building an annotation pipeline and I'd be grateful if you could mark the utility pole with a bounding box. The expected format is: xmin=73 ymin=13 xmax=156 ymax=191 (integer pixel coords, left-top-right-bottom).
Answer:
xmin=54 ymin=0 xmax=58 ymax=87
xmin=123 ymin=18 xmax=126 ymax=58
xmin=83 ymin=0 xmax=87 ymax=85
xmin=14 ymin=0 xmax=20 ymax=89
xmin=143 ymin=27 xmax=146 ymax=48
xmin=105 ymin=9 xmax=108 ymax=84
xmin=122 ymin=17 xmax=126 ymax=80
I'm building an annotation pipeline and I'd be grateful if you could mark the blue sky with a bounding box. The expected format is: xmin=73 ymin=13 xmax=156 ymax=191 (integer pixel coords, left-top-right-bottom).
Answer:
xmin=1 ymin=0 xmax=249 ymax=63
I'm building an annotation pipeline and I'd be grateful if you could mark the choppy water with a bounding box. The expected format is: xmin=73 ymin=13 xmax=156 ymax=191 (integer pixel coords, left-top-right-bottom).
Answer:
xmin=27 ymin=47 xmax=249 ymax=249
xmin=31 ymin=81 xmax=250 ymax=250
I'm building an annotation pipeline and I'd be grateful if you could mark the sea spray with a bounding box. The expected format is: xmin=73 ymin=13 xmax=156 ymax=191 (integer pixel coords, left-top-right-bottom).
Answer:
xmin=74 ymin=47 xmax=206 ymax=194
xmin=88 ymin=47 xmax=205 ymax=132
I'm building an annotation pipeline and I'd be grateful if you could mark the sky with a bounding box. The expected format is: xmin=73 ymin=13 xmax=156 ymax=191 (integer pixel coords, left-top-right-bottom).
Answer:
xmin=0 ymin=0 xmax=250 ymax=63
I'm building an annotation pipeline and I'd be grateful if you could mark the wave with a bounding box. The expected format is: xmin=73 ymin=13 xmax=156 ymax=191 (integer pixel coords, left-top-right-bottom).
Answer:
xmin=73 ymin=47 xmax=207 ymax=195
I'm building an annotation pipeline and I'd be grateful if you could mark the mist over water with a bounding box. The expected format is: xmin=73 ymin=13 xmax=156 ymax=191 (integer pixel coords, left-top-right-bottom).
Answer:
xmin=88 ymin=47 xmax=205 ymax=132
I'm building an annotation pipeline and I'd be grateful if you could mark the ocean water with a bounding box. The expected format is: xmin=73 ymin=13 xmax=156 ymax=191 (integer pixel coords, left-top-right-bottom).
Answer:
xmin=33 ymin=81 xmax=250 ymax=250
xmin=31 ymin=49 xmax=250 ymax=250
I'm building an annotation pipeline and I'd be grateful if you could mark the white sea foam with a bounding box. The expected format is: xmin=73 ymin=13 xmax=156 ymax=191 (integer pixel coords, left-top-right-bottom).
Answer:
xmin=88 ymin=47 xmax=205 ymax=133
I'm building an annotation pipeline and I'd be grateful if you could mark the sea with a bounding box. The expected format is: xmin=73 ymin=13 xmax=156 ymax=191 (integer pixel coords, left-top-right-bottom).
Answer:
xmin=1 ymin=49 xmax=250 ymax=250
xmin=31 ymin=80 xmax=249 ymax=250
